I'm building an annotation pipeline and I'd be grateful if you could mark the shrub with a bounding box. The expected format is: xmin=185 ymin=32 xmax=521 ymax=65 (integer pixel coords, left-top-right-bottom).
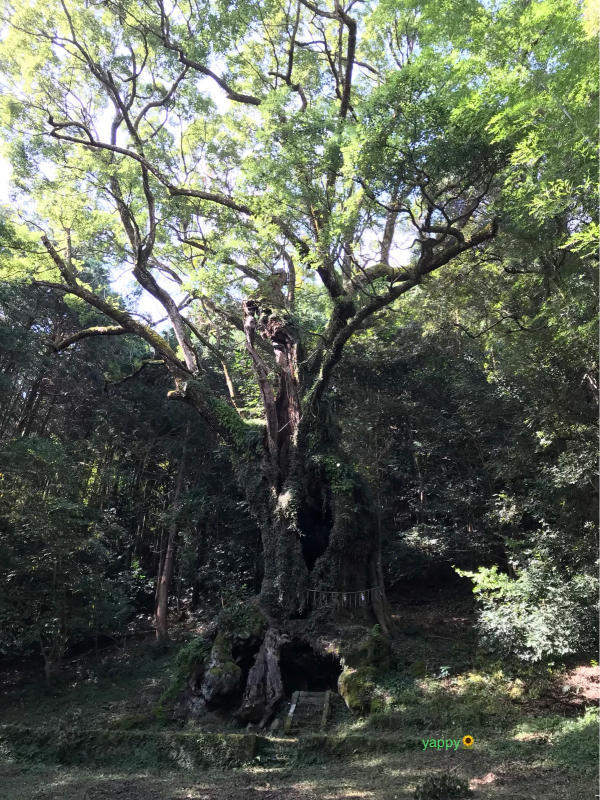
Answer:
xmin=217 ymin=599 xmax=266 ymax=642
xmin=456 ymin=562 xmax=598 ymax=664
xmin=160 ymin=636 xmax=211 ymax=704
xmin=414 ymin=772 xmax=471 ymax=800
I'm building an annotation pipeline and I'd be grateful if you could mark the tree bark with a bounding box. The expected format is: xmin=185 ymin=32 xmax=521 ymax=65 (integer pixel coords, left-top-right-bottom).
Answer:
xmin=155 ymin=426 xmax=188 ymax=642
xmin=237 ymin=627 xmax=286 ymax=726
xmin=237 ymin=296 xmax=391 ymax=628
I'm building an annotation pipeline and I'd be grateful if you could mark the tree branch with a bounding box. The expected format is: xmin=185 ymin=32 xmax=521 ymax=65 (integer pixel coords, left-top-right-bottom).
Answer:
xmin=302 ymin=217 xmax=499 ymax=416
xmin=40 ymin=237 xmax=189 ymax=375
xmin=46 ymin=121 xmax=252 ymax=215
xmin=160 ymin=41 xmax=261 ymax=106
xmin=133 ymin=68 xmax=188 ymax=131
xmin=48 ymin=325 xmax=128 ymax=352
xmin=336 ymin=2 xmax=357 ymax=119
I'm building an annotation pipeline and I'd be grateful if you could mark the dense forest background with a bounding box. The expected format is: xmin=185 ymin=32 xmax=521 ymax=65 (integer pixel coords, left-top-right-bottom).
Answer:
xmin=0 ymin=0 xmax=597 ymax=678
xmin=0 ymin=196 xmax=596 ymax=672
xmin=0 ymin=0 xmax=597 ymax=795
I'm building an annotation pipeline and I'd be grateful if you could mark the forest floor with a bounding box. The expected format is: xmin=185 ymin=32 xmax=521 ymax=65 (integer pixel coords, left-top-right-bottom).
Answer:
xmin=1 ymin=588 xmax=598 ymax=800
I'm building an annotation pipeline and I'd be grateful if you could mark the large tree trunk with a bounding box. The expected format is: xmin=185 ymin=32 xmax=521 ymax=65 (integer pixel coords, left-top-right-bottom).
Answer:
xmin=179 ymin=296 xmax=393 ymax=723
xmin=252 ymin=433 xmax=391 ymax=633
xmin=298 ymin=454 xmax=392 ymax=635
xmin=235 ymin=464 xmax=390 ymax=724
xmin=240 ymin=298 xmax=391 ymax=631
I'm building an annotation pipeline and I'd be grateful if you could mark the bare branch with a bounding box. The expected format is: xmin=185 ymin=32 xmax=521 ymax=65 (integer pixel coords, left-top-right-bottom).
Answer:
xmin=133 ymin=68 xmax=188 ymax=131
xmin=299 ymin=0 xmax=338 ymax=20
xmin=161 ymin=42 xmax=261 ymax=106
xmin=46 ymin=122 xmax=253 ymax=215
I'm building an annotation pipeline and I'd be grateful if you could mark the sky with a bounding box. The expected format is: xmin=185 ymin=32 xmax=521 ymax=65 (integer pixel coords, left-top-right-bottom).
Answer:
xmin=0 ymin=78 xmax=233 ymax=328
xmin=0 ymin=60 xmax=416 ymax=334
xmin=0 ymin=157 xmax=11 ymax=203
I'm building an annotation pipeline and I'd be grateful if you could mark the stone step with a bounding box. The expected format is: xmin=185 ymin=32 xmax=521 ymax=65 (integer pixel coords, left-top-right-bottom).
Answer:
xmin=283 ymin=690 xmax=332 ymax=734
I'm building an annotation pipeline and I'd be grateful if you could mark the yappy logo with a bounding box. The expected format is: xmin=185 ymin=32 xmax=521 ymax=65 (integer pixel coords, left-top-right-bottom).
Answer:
xmin=421 ymin=735 xmax=474 ymax=751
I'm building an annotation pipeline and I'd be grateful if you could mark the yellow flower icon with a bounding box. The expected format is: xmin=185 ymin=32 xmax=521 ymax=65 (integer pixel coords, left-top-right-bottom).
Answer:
xmin=462 ymin=735 xmax=474 ymax=748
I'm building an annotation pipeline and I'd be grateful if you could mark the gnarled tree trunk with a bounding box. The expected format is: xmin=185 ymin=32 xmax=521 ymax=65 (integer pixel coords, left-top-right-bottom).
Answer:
xmin=240 ymin=297 xmax=391 ymax=632
xmin=237 ymin=627 xmax=287 ymax=726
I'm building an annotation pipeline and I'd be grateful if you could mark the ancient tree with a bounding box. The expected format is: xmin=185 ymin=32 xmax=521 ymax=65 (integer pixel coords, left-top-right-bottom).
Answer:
xmin=1 ymin=0 xmax=505 ymax=713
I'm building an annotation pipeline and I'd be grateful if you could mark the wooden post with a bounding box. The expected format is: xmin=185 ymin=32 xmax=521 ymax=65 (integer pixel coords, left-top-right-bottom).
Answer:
xmin=284 ymin=690 xmax=299 ymax=734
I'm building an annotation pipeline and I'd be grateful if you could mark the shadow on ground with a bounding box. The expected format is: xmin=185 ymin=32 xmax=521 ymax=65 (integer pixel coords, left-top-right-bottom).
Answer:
xmin=1 ymin=747 xmax=596 ymax=800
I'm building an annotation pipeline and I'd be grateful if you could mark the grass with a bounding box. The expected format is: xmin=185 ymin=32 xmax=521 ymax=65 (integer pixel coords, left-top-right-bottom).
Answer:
xmin=0 ymin=593 xmax=597 ymax=799
xmin=0 ymin=636 xmax=196 ymax=735
xmin=0 ymin=750 xmax=596 ymax=800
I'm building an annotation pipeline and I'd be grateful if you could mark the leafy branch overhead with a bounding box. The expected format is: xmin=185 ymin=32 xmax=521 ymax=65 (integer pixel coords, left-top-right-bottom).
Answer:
xmin=0 ymin=0 xmax=520 ymax=435
xmin=0 ymin=0 xmax=596 ymax=702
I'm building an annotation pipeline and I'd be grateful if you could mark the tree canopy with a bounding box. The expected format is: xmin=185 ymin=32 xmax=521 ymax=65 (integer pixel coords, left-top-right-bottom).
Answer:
xmin=0 ymin=0 xmax=596 ymax=686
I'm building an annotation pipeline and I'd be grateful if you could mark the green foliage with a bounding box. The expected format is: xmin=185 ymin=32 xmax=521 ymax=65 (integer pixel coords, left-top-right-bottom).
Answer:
xmin=0 ymin=725 xmax=257 ymax=769
xmin=317 ymin=454 xmax=362 ymax=496
xmin=343 ymin=625 xmax=391 ymax=675
xmin=457 ymin=563 xmax=598 ymax=663
xmin=174 ymin=637 xmax=212 ymax=681
xmin=369 ymin=669 xmax=522 ymax=731
xmin=414 ymin=773 xmax=471 ymax=800
xmin=108 ymin=713 xmax=157 ymax=731
xmin=339 ymin=323 xmax=525 ymax=580
xmin=551 ymin=707 xmax=599 ymax=772
xmin=0 ymin=276 xmax=262 ymax=665
xmin=217 ymin=600 xmax=266 ymax=642
xmin=0 ymin=435 xmax=133 ymax=667
xmin=338 ymin=667 xmax=377 ymax=716
xmin=160 ymin=637 xmax=211 ymax=704
xmin=210 ymin=397 xmax=264 ymax=454
xmin=0 ymin=0 xmax=595 ymax=696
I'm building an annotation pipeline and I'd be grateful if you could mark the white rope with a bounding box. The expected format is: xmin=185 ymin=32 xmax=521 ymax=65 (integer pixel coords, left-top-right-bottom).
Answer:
xmin=302 ymin=586 xmax=382 ymax=609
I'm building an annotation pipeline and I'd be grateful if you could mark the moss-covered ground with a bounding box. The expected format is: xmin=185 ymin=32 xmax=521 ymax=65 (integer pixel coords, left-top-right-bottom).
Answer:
xmin=0 ymin=591 xmax=597 ymax=799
